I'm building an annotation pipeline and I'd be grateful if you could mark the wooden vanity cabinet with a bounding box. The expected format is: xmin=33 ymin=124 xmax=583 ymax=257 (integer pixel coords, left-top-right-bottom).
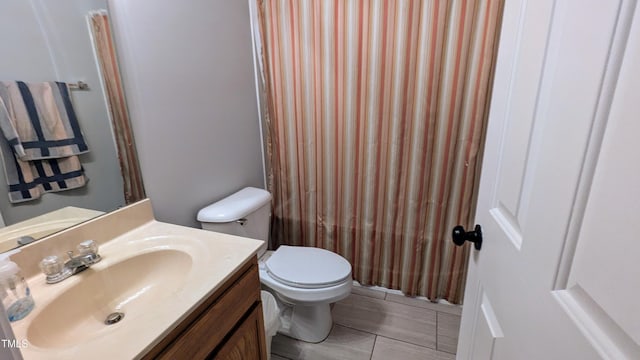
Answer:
xmin=142 ymin=257 xmax=267 ymax=360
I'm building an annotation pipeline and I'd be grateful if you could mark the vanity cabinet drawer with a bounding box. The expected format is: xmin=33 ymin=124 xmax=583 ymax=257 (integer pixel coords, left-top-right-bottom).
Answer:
xmin=144 ymin=258 xmax=267 ymax=360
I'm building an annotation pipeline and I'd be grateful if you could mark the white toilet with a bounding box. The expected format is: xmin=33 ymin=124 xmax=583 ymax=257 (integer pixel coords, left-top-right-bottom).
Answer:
xmin=197 ymin=187 xmax=352 ymax=345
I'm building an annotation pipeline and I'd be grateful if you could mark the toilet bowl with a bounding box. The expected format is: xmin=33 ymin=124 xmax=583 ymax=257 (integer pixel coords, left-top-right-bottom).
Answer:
xmin=197 ymin=187 xmax=352 ymax=344
xmin=259 ymin=247 xmax=351 ymax=342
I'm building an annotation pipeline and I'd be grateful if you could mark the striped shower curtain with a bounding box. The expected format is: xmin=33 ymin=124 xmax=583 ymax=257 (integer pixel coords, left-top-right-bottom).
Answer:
xmin=256 ymin=0 xmax=503 ymax=303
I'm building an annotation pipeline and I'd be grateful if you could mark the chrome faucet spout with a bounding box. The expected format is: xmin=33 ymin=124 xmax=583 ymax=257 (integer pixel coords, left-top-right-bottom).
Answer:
xmin=65 ymin=251 xmax=89 ymax=275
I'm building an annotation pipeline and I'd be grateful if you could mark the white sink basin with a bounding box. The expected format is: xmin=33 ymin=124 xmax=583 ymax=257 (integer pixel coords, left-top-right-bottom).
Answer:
xmin=27 ymin=249 xmax=192 ymax=348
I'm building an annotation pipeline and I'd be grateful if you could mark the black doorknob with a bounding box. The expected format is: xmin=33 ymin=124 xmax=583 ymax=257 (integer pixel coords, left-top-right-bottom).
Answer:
xmin=452 ymin=224 xmax=482 ymax=250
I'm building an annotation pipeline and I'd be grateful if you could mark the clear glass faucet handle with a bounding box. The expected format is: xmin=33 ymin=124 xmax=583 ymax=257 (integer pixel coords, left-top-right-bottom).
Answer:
xmin=39 ymin=255 xmax=64 ymax=275
xmin=77 ymin=240 xmax=98 ymax=256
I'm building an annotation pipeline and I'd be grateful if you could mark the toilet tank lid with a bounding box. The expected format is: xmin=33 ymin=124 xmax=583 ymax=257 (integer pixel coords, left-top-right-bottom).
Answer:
xmin=197 ymin=187 xmax=272 ymax=223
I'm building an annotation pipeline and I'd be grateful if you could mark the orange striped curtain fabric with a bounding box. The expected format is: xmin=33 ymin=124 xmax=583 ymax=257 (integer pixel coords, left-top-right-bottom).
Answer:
xmin=257 ymin=0 xmax=503 ymax=303
xmin=89 ymin=11 xmax=145 ymax=204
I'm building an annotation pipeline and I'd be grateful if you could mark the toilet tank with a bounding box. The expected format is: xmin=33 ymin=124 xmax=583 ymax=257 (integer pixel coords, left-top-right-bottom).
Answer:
xmin=197 ymin=187 xmax=272 ymax=254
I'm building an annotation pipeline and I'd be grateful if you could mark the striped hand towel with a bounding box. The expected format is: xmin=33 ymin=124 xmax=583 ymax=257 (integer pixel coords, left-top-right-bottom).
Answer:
xmin=0 ymin=81 xmax=89 ymax=203
xmin=0 ymin=136 xmax=87 ymax=203
xmin=0 ymin=81 xmax=89 ymax=160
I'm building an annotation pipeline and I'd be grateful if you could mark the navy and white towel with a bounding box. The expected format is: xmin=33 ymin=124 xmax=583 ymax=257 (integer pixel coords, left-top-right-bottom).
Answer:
xmin=0 ymin=81 xmax=89 ymax=203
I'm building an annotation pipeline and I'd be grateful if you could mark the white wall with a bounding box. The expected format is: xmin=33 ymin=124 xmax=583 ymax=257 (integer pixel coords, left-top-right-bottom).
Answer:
xmin=0 ymin=0 xmax=125 ymax=224
xmin=108 ymin=0 xmax=265 ymax=227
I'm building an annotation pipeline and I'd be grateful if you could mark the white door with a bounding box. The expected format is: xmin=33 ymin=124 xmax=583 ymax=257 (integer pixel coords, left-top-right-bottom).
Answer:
xmin=457 ymin=0 xmax=640 ymax=359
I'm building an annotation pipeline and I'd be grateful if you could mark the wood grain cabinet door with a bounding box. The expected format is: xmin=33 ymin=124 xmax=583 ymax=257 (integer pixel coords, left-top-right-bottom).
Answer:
xmin=213 ymin=305 xmax=267 ymax=360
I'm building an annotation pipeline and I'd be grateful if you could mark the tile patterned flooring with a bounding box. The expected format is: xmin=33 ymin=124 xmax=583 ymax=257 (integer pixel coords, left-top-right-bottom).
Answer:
xmin=271 ymin=285 xmax=462 ymax=360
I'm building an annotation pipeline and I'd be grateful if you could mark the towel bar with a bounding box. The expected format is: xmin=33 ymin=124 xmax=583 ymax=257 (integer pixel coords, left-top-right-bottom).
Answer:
xmin=68 ymin=81 xmax=89 ymax=90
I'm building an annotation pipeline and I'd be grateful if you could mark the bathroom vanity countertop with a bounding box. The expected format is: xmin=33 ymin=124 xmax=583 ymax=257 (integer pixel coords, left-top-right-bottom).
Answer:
xmin=0 ymin=207 xmax=104 ymax=253
xmin=9 ymin=205 xmax=263 ymax=360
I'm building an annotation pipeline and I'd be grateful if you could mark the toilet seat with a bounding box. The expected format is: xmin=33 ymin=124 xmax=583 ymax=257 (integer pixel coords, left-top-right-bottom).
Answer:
xmin=265 ymin=246 xmax=352 ymax=289
xmin=259 ymin=268 xmax=352 ymax=305
xmin=258 ymin=246 xmax=352 ymax=305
